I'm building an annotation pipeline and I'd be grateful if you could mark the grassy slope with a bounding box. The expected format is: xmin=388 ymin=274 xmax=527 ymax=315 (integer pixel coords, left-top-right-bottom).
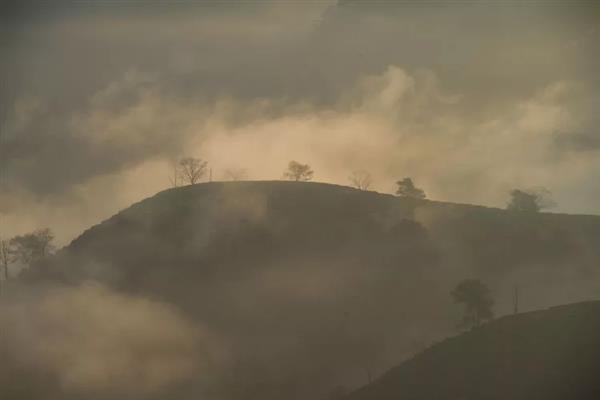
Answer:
xmin=49 ymin=181 xmax=600 ymax=310
xmin=22 ymin=181 xmax=600 ymax=400
xmin=344 ymin=301 xmax=600 ymax=400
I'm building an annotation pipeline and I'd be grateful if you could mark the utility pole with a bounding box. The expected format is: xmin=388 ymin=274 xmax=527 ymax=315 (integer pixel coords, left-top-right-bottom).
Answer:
xmin=209 ymin=168 xmax=213 ymax=182
xmin=513 ymin=286 xmax=519 ymax=314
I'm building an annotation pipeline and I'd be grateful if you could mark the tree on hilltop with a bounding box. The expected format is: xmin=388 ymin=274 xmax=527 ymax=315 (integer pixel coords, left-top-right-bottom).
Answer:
xmin=507 ymin=188 xmax=554 ymax=213
xmin=396 ymin=177 xmax=426 ymax=199
xmin=283 ymin=161 xmax=314 ymax=182
xmin=349 ymin=170 xmax=372 ymax=190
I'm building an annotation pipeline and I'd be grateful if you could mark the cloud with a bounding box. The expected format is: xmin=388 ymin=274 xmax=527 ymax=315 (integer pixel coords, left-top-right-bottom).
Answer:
xmin=2 ymin=1 xmax=600 ymax=244
xmin=3 ymin=62 xmax=600 ymax=245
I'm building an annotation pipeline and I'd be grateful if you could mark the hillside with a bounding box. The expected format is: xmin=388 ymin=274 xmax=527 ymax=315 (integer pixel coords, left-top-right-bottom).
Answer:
xmin=343 ymin=301 xmax=600 ymax=400
xmin=36 ymin=181 xmax=600 ymax=310
xmin=19 ymin=181 xmax=600 ymax=400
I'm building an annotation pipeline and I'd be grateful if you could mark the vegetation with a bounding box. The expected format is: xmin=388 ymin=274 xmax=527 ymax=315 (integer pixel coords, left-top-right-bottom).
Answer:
xmin=451 ymin=279 xmax=494 ymax=328
xmin=507 ymin=188 xmax=554 ymax=213
xmin=0 ymin=229 xmax=54 ymax=294
xmin=343 ymin=301 xmax=600 ymax=400
xmin=349 ymin=170 xmax=372 ymax=190
xmin=178 ymin=157 xmax=209 ymax=185
xmin=8 ymin=228 xmax=54 ymax=266
xmin=395 ymin=178 xmax=426 ymax=199
xmin=12 ymin=182 xmax=600 ymax=400
xmin=283 ymin=161 xmax=314 ymax=181
xmin=170 ymin=157 xmax=209 ymax=186
xmin=0 ymin=238 xmax=12 ymax=281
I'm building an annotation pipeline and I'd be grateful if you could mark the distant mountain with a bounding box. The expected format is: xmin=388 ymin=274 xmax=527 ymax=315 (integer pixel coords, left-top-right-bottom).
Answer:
xmin=20 ymin=181 xmax=600 ymax=400
xmin=343 ymin=301 xmax=600 ymax=400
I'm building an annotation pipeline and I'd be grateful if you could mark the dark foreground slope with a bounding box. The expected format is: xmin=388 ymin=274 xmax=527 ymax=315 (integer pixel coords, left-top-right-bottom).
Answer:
xmin=16 ymin=181 xmax=600 ymax=400
xmin=344 ymin=301 xmax=600 ymax=400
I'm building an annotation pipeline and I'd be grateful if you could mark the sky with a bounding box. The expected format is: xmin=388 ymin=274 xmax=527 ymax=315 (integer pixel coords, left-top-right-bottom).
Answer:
xmin=1 ymin=0 xmax=600 ymax=245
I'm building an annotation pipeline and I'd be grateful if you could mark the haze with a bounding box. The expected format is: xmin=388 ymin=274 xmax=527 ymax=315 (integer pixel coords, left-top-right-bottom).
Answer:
xmin=2 ymin=1 xmax=599 ymax=245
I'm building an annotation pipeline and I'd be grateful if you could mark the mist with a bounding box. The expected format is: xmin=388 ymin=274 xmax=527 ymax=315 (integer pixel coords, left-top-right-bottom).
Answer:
xmin=2 ymin=1 xmax=600 ymax=244
xmin=2 ymin=2 xmax=600 ymax=400
xmin=0 ymin=281 xmax=229 ymax=399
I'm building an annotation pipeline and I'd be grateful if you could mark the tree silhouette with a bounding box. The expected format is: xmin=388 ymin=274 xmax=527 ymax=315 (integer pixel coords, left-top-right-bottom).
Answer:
xmin=507 ymin=188 xmax=554 ymax=213
xmin=395 ymin=177 xmax=426 ymax=199
xmin=0 ymin=238 xmax=13 ymax=289
xmin=9 ymin=228 xmax=55 ymax=266
xmin=451 ymin=279 xmax=494 ymax=329
xmin=349 ymin=170 xmax=372 ymax=190
xmin=178 ymin=157 xmax=208 ymax=185
xmin=283 ymin=161 xmax=314 ymax=181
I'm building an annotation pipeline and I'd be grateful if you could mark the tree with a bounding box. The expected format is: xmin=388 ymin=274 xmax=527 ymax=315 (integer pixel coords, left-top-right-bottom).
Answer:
xmin=223 ymin=168 xmax=248 ymax=181
xmin=9 ymin=228 xmax=55 ymax=266
xmin=283 ymin=161 xmax=314 ymax=182
xmin=178 ymin=157 xmax=208 ymax=185
xmin=451 ymin=279 xmax=494 ymax=329
xmin=349 ymin=170 xmax=372 ymax=190
xmin=395 ymin=177 xmax=426 ymax=199
xmin=507 ymin=188 xmax=554 ymax=213
xmin=0 ymin=238 xmax=13 ymax=281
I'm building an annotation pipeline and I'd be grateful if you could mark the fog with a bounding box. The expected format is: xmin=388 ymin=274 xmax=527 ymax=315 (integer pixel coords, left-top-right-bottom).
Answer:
xmin=2 ymin=2 xmax=600 ymax=400
xmin=2 ymin=179 xmax=597 ymax=399
xmin=0 ymin=282 xmax=229 ymax=399
xmin=2 ymin=1 xmax=600 ymax=244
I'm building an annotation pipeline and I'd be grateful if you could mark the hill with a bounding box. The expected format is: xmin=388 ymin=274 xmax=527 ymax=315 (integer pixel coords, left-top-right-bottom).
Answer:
xmin=18 ymin=181 xmax=600 ymax=400
xmin=343 ymin=301 xmax=600 ymax=400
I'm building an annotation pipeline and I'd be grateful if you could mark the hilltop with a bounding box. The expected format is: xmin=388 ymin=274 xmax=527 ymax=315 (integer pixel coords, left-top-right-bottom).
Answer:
xmin=21 ymin=181 xmax=600 ymax=400
xmin=343 ymin=300 xmax=600 ymax=400
xmin=37 ymin=181 xmax=600 ymax=309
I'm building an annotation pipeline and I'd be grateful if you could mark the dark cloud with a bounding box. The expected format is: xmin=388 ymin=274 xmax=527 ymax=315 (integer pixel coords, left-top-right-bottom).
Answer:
xmin=2 ymin=0 xmax=600 ymax=242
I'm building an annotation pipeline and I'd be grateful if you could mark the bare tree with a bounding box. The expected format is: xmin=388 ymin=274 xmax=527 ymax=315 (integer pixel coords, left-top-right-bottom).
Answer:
xmin=223 ymin=168 xmax=248 ymax=181
xmin=283 ymin=161 xmax=314 ymax=182
xmin=395 ymin=177 xmax=426 ymax=199
xmin=178 ymin=157 xmax=208 ymax=185
xmin=349 ymin=170 xmax=372 ymax=190
xmin=9 ymin=228 xmax=55 ymax=266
